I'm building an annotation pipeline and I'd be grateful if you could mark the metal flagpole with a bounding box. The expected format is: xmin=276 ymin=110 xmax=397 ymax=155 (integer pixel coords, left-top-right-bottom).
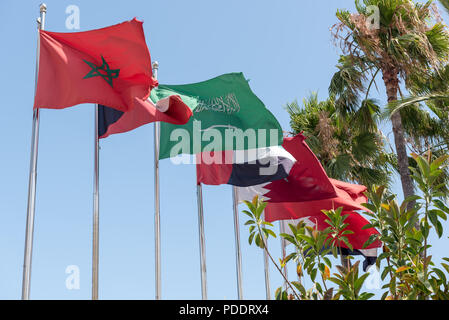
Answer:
xmin=279 ymin=221 xmax=288 ymax=290
xmin=196 ymin=181 xmax=208 ymax=299
xmin=232 ymin=186 xmax=243 ymax=300
xmin=22 ymin=3 xmax=47 ymax=300
xmin=92 ymin=104 xmax=100 ymax=300
xmin=263 ymin=244 xmax=271 ymax=300
xmin=152 ymin=61 xmax=161 ymax=300
xmin=295 ymin=247 xmax=302 ymax=281
xmin=262 ymin=211 xmax=271 ymax=300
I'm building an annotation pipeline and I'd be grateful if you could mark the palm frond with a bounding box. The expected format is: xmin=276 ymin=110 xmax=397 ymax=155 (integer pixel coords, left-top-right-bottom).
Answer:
xmin=387 ymin=92 xmax=449 ymax=116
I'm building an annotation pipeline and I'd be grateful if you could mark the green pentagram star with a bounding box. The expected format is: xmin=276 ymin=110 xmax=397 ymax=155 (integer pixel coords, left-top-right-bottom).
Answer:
xmin=83 ymin=55 xmax=120 ymax=87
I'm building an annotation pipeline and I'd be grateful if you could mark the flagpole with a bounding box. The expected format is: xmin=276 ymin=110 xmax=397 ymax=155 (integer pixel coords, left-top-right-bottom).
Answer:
xmin=21 ymin=3 xmax=46 ymax=300
xmin=279 ymin=221 xmax=288 ymax=290
xmin=232 ymin=186 xmax=243 ymax=300
xmin=262 ymin=212 xmax=271 ymax=300
xmin=152 ymin=61 xmax=161 ymax=300
xmin=92 ymin=104 xmax=100 ymax=300
xmin=295 ymin=247 xmax=301 ymax=281
xmin=196 ymin=182 xmax=208 ymax=299
xmin=263 ymin=243 xmax=271 ymax=300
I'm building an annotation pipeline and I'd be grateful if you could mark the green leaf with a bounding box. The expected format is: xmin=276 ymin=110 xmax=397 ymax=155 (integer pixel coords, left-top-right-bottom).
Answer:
xmin=248 ymin=232 xmax=255 ymax=245
xmin=415 ymin=156 xmax=431 ymax=179
xmin=403 ymin=194 xmax=422 ymax=204
xmin=291 ymin=281 xmax=306 ymax=296
xmin=310 ymin=268 xmax=318 ymax=282
xmin=363 ymin=234 xmax=379 ymax=249
xmin=359 ymin=292 xmax=375 ymax=300
xmin=430 ymin=155 xmax=449 ymax=171
xmin=264 ymin=228 xmax=277 ymax=238
xmin=242 ymin=210 xmax=254 ymax=219
xmin=341 ymin=237 xmax=353 ymax=251
xmin=432 ymin=267 xmax=447 ymax=283
xmin=355 ymin=273 xmax=370 ymax=293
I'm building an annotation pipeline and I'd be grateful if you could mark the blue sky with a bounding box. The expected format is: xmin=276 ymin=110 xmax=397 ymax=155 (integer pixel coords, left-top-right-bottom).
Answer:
xmin=0 ymin=0 xmax=448 ymax=300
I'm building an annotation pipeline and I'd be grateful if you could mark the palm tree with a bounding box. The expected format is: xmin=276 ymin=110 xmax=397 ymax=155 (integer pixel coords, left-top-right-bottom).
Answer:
xmin=330 ymin=0 xmax=449 ymax=204
xmin=286 ymin=93 xmax=395 ymax=187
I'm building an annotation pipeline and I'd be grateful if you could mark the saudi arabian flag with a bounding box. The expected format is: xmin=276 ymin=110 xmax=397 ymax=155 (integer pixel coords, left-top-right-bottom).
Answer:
xmin=150 ymin=73 xmax=283 ymax=160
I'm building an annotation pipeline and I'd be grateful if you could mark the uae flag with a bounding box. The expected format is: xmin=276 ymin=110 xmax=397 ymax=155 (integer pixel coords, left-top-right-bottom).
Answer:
xmin=196 ymin=146 xmax=296 ymax=187
xmin=98 ymin=95 xmax=192 ymax=138
xmin=280 ymin=212 xmax=381 ymax=271
xmin=34 ymin=18 xmax=157 ymax=112
xmin=151 ymin=73 xmax=284 ymax=159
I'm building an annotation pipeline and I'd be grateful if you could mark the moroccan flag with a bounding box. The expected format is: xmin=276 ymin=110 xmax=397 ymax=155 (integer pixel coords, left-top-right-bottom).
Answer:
xmin=280 ymin=212 xmax=381 ymax=271
xmin=195 ymin=146 xmax=296 ymax=187
xmin=150 ymin=73 xmax=284 ymax=159
xmin=98 ymin=95 xmax=193 ymax=138
xmin=233 ymin=134 xmax=337 ymax=202
xmin=34 ymin=18 xmax=157 ymax=112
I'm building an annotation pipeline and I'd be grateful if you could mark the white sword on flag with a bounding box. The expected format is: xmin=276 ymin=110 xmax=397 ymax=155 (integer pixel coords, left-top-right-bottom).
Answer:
xmin=152 ymin=61 xmax=162 ymax=300
xmin=22 ymin=3 xmax=47 ymax=300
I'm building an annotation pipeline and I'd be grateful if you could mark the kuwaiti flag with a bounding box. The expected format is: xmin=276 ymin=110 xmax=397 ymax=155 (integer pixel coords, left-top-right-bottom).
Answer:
xmin=280 ymin=212 xmax=381 ymax=271
xmin=99 ymin=95 xmax=192 ymax=138
xmin=34 ymin=19 xmax=157 ymax=112
xmin=196 ymin=146 xmax=296 ymax=187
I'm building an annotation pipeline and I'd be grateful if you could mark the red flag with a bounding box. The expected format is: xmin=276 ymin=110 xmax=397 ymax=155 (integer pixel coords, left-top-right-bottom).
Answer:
xmin=262 ymin=178 xmax=369 ymax=222
xmin=34 ymin=18 xmax=157 ymax=112
xmin=281 ymin=212 xmax=381 ymax=250
xmin=196 ymin=150 xmax=234 ymax=185
xmin=98 ymin=95 xmax=193 ymax=138
xmin=280 ymin=211 xmax=381 ymax=270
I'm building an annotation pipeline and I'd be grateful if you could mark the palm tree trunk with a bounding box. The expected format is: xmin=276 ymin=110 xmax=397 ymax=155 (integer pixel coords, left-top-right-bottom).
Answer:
xmin=383 ymin=69 xmax=415 ymax=206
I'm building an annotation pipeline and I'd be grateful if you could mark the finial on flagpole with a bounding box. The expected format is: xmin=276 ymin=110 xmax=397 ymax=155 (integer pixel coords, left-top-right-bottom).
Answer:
xmin=39 ymin=3 xmax=47 ymax=13
xmin=38 ymin=3 xmax=47 ymax=30
xmin=152 ymin=61 xmax=159 ymax=70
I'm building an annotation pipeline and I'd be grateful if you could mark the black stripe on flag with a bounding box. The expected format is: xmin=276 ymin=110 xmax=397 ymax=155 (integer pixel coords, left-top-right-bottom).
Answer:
xmin=227 ymin=159 xmax=289 ymax=187
xmin=98 ymin=105 xmax=124 ymax=137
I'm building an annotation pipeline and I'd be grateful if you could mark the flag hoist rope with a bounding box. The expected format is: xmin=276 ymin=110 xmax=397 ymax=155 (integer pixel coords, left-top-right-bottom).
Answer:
xmin=153 ymin=61 xmax=161 ymax=300
xmin=22 ymin=3 xmax=46 ymax=300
